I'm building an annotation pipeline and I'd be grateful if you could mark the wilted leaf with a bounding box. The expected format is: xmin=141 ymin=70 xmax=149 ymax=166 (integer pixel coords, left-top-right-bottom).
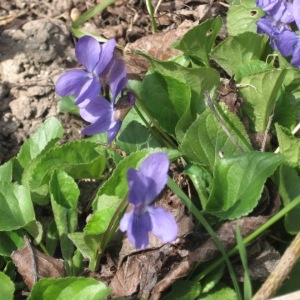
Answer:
xmin=124 ymin=26 xmax=196 ymax=75
xmin=11 ymin=237 xmax=65 ymax=289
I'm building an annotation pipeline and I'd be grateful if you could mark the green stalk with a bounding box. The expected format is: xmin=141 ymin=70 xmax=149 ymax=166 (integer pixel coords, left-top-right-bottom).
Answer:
xmin=95 ymin=196 xmax=128 ymax=270
xmin=167 ymin=178 xmax=243 ymax=300
xmin=72 ymin=0 xmax=115 ymax=28
xmin=146 ymin=0 xmax=158 ymax=33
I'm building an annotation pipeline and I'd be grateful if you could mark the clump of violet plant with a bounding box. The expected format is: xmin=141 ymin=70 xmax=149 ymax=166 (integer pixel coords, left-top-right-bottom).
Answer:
xmin=120 ymin=152 xmax=178 ymax=249
xmin=55 ymin=35 xmax=134 ymax=143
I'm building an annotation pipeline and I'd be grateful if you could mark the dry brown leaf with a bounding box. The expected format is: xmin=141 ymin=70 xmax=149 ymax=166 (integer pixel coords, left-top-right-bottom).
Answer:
xmin=124 ymin=24 xmax=197 ymax=76
xmin=150 ymin=215 xmax=270 ymax=300
xmin=11 ymin=237 xmax=65 ymax=289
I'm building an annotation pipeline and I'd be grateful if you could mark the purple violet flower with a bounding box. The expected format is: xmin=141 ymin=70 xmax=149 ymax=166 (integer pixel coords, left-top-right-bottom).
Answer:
xmin=120 ymin=152 xmax=178 ymax=249
xmin=79 ymin=91 xmax=135 ymax=143
xmin=55 ymin=36 xmax=116 ymax=105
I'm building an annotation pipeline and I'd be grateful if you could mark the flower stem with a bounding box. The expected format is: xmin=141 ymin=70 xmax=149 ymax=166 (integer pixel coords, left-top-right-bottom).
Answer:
xmin=95 ymin=196 xmax=128 ymax=270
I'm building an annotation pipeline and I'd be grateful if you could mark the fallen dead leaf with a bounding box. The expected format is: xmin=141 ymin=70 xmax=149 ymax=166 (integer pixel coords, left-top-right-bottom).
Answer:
xmin=11 ymin=236 xmax=65 ymax=289
xmin=124 ymin=23 xmax=197 ymax=76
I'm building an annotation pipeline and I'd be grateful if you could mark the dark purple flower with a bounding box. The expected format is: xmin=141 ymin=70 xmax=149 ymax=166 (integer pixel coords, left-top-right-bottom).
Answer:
xmin=120 ymin=152 xmax=177 ymax=249
xmin=79 ymin=91 xmax=135 ymax=143
xmin=55 ymin=36 xmax=116 ymax=105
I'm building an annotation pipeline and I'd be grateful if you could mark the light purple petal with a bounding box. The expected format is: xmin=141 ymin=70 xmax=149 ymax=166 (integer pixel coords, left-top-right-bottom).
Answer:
xmin=81 ymin=117 xmax=112 ymax=135
xmin=55 ymin=69 xmax=88 ymax=97
xmin=119 ymin=209 xmax=132 ymax=232
xmin=120 ymin=209 xmax=152 ymax=249
xmin=74 ymin=76 xmax=101 ymax=105
xmin=291 ymin=43 xmax=300 ymax=68
xmin=294 ymin=0 xmax=300 ymax=30
xmin=139 ymin=152 xmax=169 ymax=200
xmin=107 ymin=120 xmax=122 ymax=143
xmin=109 ymin=59 xmax=128 ymax=101
xmin=276 ymin=30 xmax=299 ymax=56
xmin=75 ymin=36 xmax=102 ymax=73
xmin=79 ymin=96 xmax=111 ymax=122
xmin=94 ymin=39 xmax=116 ymax=76
xmin=127 ymin=168 xmax=152 ymax=206
xmin=149 ymin=206 xmax=177 ymax=243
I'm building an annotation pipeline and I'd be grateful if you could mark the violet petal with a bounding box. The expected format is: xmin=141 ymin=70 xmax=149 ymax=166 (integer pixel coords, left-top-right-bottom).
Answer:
xmin=109 ymin=59 xmax=128 ymax=101
xmin=94 ymin=39 xmax=116 ymax=76
xmin=75 ymin=36 xmax=102 ymax=73
xmin=107 ymin=120 xmax=122 ymax=143
xmin=79 ymin=96 xmax=111 ymax=123
xmin=127 ymin=168 xmax=152 ymax=206
xmin=129 ymin=210 xmax=152 ymax=249
xmin=149 ymin=206 xmax=177 ymax=243
xmin=294 ymin=0 xmax=300 ymax=29
xmin=55 ymin=69 xmax=88 ymax=97
xmin=74 ymin=76 xmax=101 ymax=105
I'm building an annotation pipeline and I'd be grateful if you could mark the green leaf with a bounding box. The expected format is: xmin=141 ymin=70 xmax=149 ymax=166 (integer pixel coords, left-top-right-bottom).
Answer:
xmin=173 ymin=16 xmax=222 ymax=66
xmin=0 ymin=159 xmax=13 ymax=182
xmin=0 ymin=182 xmax=35 ymax=231
xmin=24 ymin=220 xmax=43 ymax=244
xmin=201 ymin=285 xmax=238 ymax=300
xmin=24 ymin=141 xmax=106 ymax=190
xmin=68 ymin=232 xmax=102 ymax=271
xmin=275 ymin=124 xmax=300 ymax=165
xmin=28 ymin=277 xmax=111 ymax=300
xmin=117 ymin=120 xmax=161 ymax=154
xmin=184 ymin=164 xmax=213 ymax=208
xmin=0 ymin=272 xmax=14 ymax=300
xmin=134 ymin=54 xmax=220 ymax=140
xmin=140 ymin=72 xmax=191 ymax=136
xmin=59 ymin=95 xmax=79 ymax=114
xmin=211 ymin=32 xmax=267 ymax=76
xmin=84 ymin=208 xmax=115 ymax=235
xmin=277 ymin=164 xmax=300 ymax=234
xmin=227 ymin=0 xmax=265 ymax=36
xmin=235 ymin=60 xmax=273 ymax=81
xmin=49 ymin=170 xmax=79 ymax=274
xmin=0 ymin=231 xmax=24 ymax=256
xmin=238 ymin=68 xmax=287 ymax=131
xmin=162 ymin=279 xmax=201 ymax=300
xmin=15 ymin=117 xmax=64 ymax=181
xmin=180 ymin=106 xmax=252 ymax=170
xmin=205 ymin=152 xmax=284 ymax=219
